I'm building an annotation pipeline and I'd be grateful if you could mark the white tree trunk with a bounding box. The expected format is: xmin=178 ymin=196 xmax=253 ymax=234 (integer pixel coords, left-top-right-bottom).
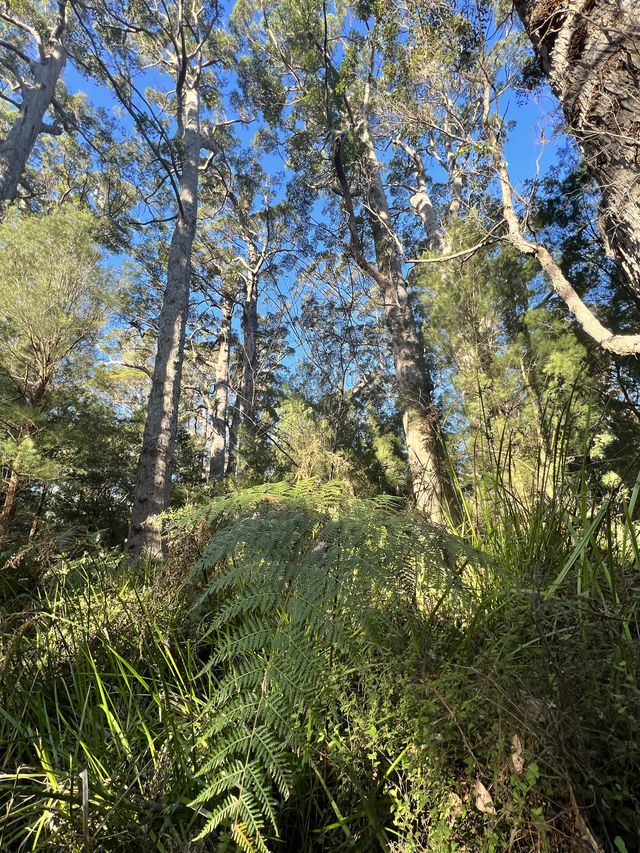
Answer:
xmin=0 ymin=44 xmax=65 ymax=203
xmin=209 ymin=294 xmax=233 ymax=481
xmin=358 ymin=130 xmax=452 ymax=523
xmin=127 ymin=84 xmax=201 ymax=561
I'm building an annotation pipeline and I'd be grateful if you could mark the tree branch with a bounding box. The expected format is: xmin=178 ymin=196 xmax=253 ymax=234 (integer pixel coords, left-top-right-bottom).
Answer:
xmin=0 ymin=38 xmax=32 ymax=65
xmin=39 ymin=120 xmax=63 ymax=136
xmin=332 ymin=133 xmax=388 ymax=288
xmin=408 ymin=230 xmax=500 ymax=264
xmin=481 ymin=74 xmax=640 ymax=357
xmin=0 ymin=9 xmax=43 ymax=56
xmin=508 ymin=236 xmax=640 ymax=356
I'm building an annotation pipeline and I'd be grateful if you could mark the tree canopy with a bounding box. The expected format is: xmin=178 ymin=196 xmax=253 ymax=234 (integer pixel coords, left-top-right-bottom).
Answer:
xmin=0 ymin=1 xmax=639 ymax=850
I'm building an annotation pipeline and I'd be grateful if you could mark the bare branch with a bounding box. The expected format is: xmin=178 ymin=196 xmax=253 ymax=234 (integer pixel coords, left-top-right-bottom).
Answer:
xmin=408 ymin=229 xmax=500 ymax=264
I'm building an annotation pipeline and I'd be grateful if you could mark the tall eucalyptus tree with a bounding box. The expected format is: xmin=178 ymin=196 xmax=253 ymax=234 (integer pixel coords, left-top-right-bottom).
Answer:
xmin=233 ymin=0 xmax=456 ymax=521
xmin=0 ymin=0 xmax=69 ymax=202
xmin=74 ymin=0 xmax=229 ymax=559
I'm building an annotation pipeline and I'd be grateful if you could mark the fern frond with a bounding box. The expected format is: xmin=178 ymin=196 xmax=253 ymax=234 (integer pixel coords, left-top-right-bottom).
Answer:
xmin=181 ymin=479 xmax=485 ymax=850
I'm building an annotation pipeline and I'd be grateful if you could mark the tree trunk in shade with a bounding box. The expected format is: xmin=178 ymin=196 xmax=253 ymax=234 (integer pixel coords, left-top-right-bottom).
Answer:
xmin=127 ymin=83 xmax=201 ymax=562
xmin=209 ymin=295 xmax=233 ymax=481
xmin=514 ymin=0 xmax=640 ymax=297
xmin=0 ymin=465 xmax=20 ymax=542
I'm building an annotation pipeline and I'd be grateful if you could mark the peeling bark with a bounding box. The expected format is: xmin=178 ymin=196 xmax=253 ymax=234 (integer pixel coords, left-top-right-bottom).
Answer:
xmin=514 ymin=0 xmax=640 ymax=296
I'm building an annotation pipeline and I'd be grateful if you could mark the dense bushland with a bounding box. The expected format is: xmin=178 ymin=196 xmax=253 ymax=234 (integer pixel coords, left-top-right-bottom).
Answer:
xmin=2 ymin=0 xmax=640 ymax=849
xmin=1 ymin=455 xmax=638 ymax=851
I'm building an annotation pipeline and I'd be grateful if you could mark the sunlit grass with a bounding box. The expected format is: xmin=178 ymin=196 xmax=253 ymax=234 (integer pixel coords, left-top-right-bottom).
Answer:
xmin=1 ymin=418 xmax=639 ymax=851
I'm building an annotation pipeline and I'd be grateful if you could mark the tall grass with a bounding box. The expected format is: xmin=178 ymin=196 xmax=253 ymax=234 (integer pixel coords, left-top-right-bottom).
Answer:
xmin=444 ymin=399 xmax=640 ymax=849
xmin=0 ymin=557 xmax=210 ymax=851
xmin=0 ymin=409 xmax=638 ymax=851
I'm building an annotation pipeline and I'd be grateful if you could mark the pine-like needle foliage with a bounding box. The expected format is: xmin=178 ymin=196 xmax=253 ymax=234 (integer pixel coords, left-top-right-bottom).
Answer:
xmin=167 ymin=480 xmax=484 ymax=851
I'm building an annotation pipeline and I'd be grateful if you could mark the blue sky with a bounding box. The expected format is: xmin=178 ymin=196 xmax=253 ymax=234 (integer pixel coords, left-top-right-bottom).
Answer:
xmin=60 ymin=1 xmax=573 ymax=389
xmin=62 ymin=2 xmax=568 ymax=204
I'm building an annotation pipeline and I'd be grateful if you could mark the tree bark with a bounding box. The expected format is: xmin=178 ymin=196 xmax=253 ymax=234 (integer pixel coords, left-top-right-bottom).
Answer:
xmin=0 ymin=41 xmax=66 ymax=203
xmin=227 ymin=267 xmax=258 ymax=475
xmin=366 ymin=180 xmax=450 ymax=523
xmin=127 ymin=83 xmax=201 ymax=562
xmin=0 ymin=464 xmax=20 ymax=541
xmin=514 ymin=0 xmax=640 ymax=297
xmin=335 ymin=130 xmax=453 ymax=523
xmin=209 ymin=294 xmax=232 ymax=481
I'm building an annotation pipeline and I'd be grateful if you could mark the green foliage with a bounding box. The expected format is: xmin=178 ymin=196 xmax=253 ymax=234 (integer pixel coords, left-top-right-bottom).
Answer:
xmin=369 ymin=414 xmax=408 ymax=491
xmin=0 ymin=434 xmax=60 ymax=482
xmin=2 ymin=461 xmax=640 ymax=850
xmin=0 ymin=209 xmax=120 ymax=545
xmin=0 ymin=553 xmax=206 ymax=851
xmin=0 ymin=209 xmax=110 ymax=395
xmin=271 ymin=397 xmax=354 ymax=481
xmin=2 ymin=4 xmax=640 ymax=850
xmin=418 ymin=224 xmax=609 ymax=501
xmin=166 ymin=479 xmax=481 ymax=851
xmin=44 ymin=398 xmax=143 ymax=543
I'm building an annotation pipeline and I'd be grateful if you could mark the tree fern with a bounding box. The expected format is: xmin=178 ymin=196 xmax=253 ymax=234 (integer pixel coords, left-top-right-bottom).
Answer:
xmin=166 ymin=480 xmax=483 ymax=850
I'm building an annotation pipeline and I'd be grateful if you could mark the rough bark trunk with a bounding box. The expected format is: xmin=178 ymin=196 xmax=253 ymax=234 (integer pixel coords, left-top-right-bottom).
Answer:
xmin=356 ymin=130 xmax=452 ymax=523
xmin=209 ymin=295 xmax=233 ymax=481
xmin=370 ymin=230 xmax=449 ymax=521
xmin=127 ymin=84 xmax=201 ymax=562
xmin=0 ymin=464 xmax=20 ymax=541
xmin=227 ymin=269 xmax=258 ymax=475
xmin=514 ymin=0 xmax=640 ymax=296
xmin=0 ymin=43 xmax=66 ymax=203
